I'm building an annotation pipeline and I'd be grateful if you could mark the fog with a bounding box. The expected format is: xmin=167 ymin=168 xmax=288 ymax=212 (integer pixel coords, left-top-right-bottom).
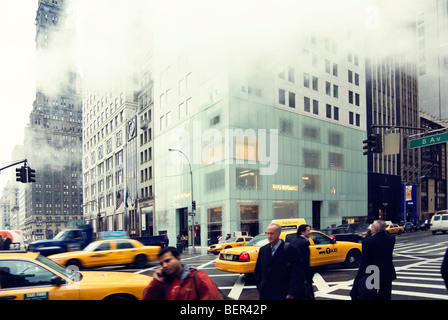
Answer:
xmin=33 ymin=0 xmax=424 ymax=97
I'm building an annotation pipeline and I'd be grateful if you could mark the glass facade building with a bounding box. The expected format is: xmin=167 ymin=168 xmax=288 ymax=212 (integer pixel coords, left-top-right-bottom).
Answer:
xmin=154 ymin=35 xmax=368 ymax=246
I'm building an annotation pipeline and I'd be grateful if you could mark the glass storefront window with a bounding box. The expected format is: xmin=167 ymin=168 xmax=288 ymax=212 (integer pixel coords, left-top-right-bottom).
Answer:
xmin=273 ymin=201 xmax=298 ymax=219
xmin=302 ymin=174 xmax=321 ymax=192
xmin=208 ymin=207 xmax=222 ymax=244
xmin=240 ymin=205 xmax=259 ymax=237
xmin=236 ymin=168 xmax=260 ymax=190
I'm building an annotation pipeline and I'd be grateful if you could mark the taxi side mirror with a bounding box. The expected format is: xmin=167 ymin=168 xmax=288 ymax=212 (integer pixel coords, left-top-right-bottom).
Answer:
xmin=330 ymin=238 xmax=336 ymax=244
xmin=50 ymin=276 xmax=66 ymax=287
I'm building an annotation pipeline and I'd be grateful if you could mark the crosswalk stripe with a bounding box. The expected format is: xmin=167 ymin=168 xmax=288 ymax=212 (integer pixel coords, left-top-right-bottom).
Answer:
xmin=397 ymin=275 xmax=444 ymax=282
xmin=393 ymin=281 xmax=446 ymax=290
xmin=391 ymin=289 xmax=448 ymax=300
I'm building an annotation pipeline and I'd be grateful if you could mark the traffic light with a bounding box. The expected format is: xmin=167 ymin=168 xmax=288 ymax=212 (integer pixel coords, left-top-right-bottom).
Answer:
xmin=363 ymin=133 xmax=383 ymax=155
xmin=363 ymin=136 xmax=371 ymax=155
xmin=371 ymin=133 xmax=382 ymax=153
xmin=192 ymin=200 xmax=196 ymax=211
xmin=27 ymin=167 xmax=36 ymax=183
xmin=15 ymin=166 xmax=27 ymax=183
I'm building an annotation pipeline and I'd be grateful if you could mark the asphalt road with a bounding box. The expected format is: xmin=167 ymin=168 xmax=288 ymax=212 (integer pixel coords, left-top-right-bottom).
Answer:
xmin=92 ymin=230 xmax=448 ymax=300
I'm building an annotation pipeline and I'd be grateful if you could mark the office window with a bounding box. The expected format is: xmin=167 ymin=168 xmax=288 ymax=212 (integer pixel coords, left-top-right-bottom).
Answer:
xmin=329 ymin=152 xmax=344 ymax=170
xmin=326 ymin=82 xmax=331 ymax=96
xmin=205 ymin=169 xmax=225 ymax=192
xmin=304 ymin=97 xmax=310 ymax=112
xmin=313 ymin=99 xmax=319 ymax=115
xmin=302 ymin=174 xmax=320 ymax=192
xmin=333 ymin=63 xmax=338 ymax=76
xmin=325 ymin=59 xmax=331 ymax=73
xmin=236 ymin=168 xmax=260 ymax=190
xmin=160 ymin=116 xmax=164 ymax=130
xmin=333 ymin=106 xmax=339 ymax=120
xmin=349 ymin=91 xmax=354 ymax=104
xmin=303 ymin=73 xmax=310 ymax=88
xmin=349 ymin=111 xmax=354 ymax=125
xmin=333 ymin=85 xmax=339 ymax=98
xmin=328 ymin=130 xmax=343 ymax=147
xmin=356 ymin=113 xmax=360 ymax=126
xmin=289 ymin=92 xmax=296 ymax=108
xmin=326 ymin=104 xmax=332 ymax=118
xmin=355 ymin=93 xmax=360 ymax=106
xmin=303 ymin=125 xmax=320 ymax=141
xmin=312 ymin=77 xmax=318 ymax=91
xmin=288 ymin=67 xmax=295 ymax=83
xmin=278 ymin=88 xmax=286 ymax=105
xmin=278 ymin=65 xmax=285 ymax=79
xmin=303 ymin=149 xmax=321 ymax=168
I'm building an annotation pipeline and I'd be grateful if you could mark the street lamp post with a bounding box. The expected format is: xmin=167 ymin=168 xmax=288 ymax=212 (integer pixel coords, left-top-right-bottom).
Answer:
xmin=169 ymin=148 xmax=196 ymax=253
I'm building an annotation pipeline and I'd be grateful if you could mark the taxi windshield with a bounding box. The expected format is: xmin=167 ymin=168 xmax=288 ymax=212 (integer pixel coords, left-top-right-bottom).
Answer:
xmin=224 ymin=237 xmax=237 ymax=243
xmin=83 ymin=241 xmax=99 ymax=251
xmin=36 ymin=254 xmax=83 ymax=282
xmin=245 ymin=234 xmax=269 ymax=247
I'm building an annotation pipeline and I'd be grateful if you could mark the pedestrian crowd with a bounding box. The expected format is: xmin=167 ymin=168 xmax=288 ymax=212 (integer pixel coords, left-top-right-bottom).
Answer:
xmin=142 ymin=219 xmax=448 ymax=300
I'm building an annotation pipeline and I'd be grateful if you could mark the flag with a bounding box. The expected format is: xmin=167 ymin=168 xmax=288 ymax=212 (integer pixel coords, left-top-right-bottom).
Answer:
xmin=116 ymin=192 xmax=124 ymax=209
xmin=125 ymin=188 xmax=129 ymax=208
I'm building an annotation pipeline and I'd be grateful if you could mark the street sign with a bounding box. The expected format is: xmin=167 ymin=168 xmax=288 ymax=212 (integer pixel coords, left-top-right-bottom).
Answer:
xmin=409 ymin=132 xmax=448 ymax=149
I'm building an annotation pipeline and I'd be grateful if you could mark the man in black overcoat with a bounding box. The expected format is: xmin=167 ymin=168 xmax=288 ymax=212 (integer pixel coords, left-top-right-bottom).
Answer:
xmin=288 ymin=224 xmax=314 ymax=299
xmin=254 ymin=223 xmax=304 ymax=300
xmin=351 ymin=220 xmax=396 ymax=300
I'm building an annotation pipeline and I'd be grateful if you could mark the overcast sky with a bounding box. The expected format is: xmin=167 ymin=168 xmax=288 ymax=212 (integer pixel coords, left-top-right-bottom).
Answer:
xmin=0 ymin=0 xmax=423 ymax=194
xmin=0 ymin=1 xmax=37 ymax=192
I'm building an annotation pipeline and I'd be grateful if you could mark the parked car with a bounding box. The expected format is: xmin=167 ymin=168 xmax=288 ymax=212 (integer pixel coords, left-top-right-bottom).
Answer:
xmin=416 ymin=219 xmax=430 ymax=231
xmin=430 ymin=211 xmax=448 ymax=235
xmin=353 ymin=223 xmax=372 ymax=239
xmin=337 ymin=223 xmax=365 ymax=232
xmin=319 ymin=226 xmax=363 ymax=243
xmin=399 ymin=221 xmax=416 ymax=233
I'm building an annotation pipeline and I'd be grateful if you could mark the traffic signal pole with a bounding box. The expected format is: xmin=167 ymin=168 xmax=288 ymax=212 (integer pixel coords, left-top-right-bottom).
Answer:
xmin=0 ymin=159 xmax=36 ymax=184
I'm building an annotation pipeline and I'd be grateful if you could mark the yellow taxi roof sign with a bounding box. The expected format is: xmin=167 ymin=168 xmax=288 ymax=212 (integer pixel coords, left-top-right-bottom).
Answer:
xmin=271 ymin=218 xmax=306 ymax=228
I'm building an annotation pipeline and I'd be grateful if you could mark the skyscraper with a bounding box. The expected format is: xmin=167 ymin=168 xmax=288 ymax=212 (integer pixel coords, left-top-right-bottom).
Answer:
xmin=417 ymin=0 xmax=448 ymax=120
xmin=24 ymin=0 xmax=83 ymax=241
xmin=153 ymin=29 xmax=368 ymax=246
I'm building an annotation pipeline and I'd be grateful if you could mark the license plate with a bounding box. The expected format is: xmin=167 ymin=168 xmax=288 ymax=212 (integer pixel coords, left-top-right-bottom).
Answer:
xmin=222 ymin=254 xmax=233 ymax=261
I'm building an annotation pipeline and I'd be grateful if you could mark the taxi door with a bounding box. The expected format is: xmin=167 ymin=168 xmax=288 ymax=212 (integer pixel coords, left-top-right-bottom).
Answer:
xmin=309 ymin=232 xmax=342 ymax=266
xmin=87 ymin=241 xmax=115 ymax=267
xmin=0 ymin=260 xmax=80 ymax=300
xmin=113 ymin=240 xmax=136 ymax=265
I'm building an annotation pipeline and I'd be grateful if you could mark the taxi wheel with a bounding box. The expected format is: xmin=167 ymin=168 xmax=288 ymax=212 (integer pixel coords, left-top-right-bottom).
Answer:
xmin=133 ymin=254 xmax=148 ymax=268
xmin=343 ymin=249 xmax=361 ymax=268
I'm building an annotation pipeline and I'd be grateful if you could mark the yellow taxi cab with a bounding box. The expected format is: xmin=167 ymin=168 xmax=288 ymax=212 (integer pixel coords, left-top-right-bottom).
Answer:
xmin=48 ymin=238 xmax=160 ymax=269
xmin=207 ymin=236 xmax=253 ymax=254
xmin=215 ymin=220 xmax=362 ymax=274
xmin=385 ymin=222 xmax=404 ymax=235
xmin=0 ymin=251 xmax=152 ymax=300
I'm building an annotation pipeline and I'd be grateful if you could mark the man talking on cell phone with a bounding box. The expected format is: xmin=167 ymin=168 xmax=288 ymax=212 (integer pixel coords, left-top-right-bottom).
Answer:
xmin=142 ymin=246 xmax=221 ymax=300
